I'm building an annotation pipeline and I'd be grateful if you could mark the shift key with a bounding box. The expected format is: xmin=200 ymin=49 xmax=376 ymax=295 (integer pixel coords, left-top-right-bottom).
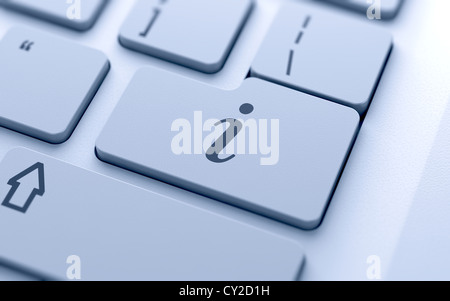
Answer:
xmin=0 ymin=148 xmax=304 ymax=280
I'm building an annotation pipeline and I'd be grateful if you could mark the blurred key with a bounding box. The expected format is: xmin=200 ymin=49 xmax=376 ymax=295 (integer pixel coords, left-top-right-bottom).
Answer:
xmin=0 ymin=0 xmax=107 ymax=31
xmin=119 ymin=0 xmax=253 ymax=73
xmin=0 ymin=27 xmax=109 ymax=143
xmin=251 ymin=2 xmax=392 ymax=114
xmin=318 ymin=0 xmax=403 ymax=20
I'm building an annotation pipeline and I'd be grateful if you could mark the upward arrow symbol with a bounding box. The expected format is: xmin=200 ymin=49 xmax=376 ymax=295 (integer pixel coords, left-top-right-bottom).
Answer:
xmin=1 ymin=163 xmax=45 ymax=214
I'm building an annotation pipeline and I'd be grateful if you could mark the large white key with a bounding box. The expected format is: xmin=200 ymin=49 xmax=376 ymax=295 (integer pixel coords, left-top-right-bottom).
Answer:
xmin=0 ymin=148 xmax=305 ymax=281
xmin=96 ymin=67 xmax=360 ymax=230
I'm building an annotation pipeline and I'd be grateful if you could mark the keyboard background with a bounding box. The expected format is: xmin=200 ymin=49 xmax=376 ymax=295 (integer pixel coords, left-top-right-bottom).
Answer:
xmin=0 ymin=0 xmax=449 ymax=280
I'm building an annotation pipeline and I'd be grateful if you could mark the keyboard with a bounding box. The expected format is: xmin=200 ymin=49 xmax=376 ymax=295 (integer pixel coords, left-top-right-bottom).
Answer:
xmin=0 ymin=0 xmax=406 ymax=280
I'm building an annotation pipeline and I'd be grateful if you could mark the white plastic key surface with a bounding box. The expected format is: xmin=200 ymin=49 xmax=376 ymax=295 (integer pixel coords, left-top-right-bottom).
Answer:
xmin=251 ymin=2 xmax=392 ymax=114
xmin=0 ymin=148 xmax=305 ymax=281
xmin=0 ymin=0 xmax=107 ymax=31
xmin=319 ymin=0 xmax=403 ymax=19
xmin=0 ymin=27 xmax=109 ymax=143
xmin=96 ymin=67 xmax=360 ymax=230
xmin=119 ymin=0 xmax=253 ymax=73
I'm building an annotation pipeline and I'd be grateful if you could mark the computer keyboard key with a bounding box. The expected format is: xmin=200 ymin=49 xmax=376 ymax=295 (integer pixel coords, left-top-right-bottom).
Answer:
xmin=96 ymin=67 xmax=360 ymax=230
xmin=251 ymin=3 xmax=392 ymax=114
xmin=0 ymin=0 xmax=107 ymax=31
xmin=0 ymin=27 xmax=109 ymax=144
xmin=119 ymin=0 xmax=253 ymax=73
xmin=319 ymin=0 xmax=403 ymax=20
xmin=0 ymin=148 xmax=305 ymax=281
